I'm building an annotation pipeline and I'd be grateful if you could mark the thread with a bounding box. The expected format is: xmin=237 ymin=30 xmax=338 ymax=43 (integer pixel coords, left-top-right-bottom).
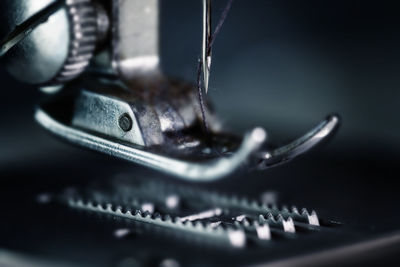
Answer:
xmin=197 ymin=0 xmax=234 ymax=133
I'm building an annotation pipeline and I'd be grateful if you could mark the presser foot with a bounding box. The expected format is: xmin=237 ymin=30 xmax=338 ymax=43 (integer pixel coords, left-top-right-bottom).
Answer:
xmin=35 ymin=78 xmax=339 ymax=181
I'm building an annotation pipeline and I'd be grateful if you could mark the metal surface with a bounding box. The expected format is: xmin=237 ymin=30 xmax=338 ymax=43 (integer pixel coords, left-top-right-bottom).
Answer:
xmin=118 ymin=113 xmax=133 ymax=132
xmin=35 ymin=84 xmax=339 ymax=181
xmin=112 ymin=177 xmax=323 ymax=227
xmin=0 ymin=0 xmax=341 ymax=180
xmin=67 ymin=199 xmax=247 ymax=248
xmin=0 ymin=0 xmax=65 ymax=57
xmin=257 ymin=115 xmax=339 ymax=169
xmin=72 ymin=89 xmax=146 ymax=146
xmin=63 ymin=177 xmax=331 ymax=249
xmin=202 ymin=0 xmax=212 ymax=94
xmin=35 ymin=107 xmax=266 ymax=181
xmin=112 ymin=0 xmax=161 ymax=81
xmin=70 ymin=77 xmax=220 ymax=147
xmin=0 ymin=0 xmax=101 ymax=85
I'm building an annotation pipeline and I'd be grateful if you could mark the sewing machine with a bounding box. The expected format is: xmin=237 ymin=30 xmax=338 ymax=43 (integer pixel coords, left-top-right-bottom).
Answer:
xmin=0 ymin=0 xmax=339 ymax=180
xmin=0 ymin=0 xmax=399 ymax=266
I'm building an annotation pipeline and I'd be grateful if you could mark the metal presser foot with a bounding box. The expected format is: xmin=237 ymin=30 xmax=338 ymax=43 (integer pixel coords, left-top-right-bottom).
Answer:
xmin=1 ymin=0 xmax=339 ymax=181
xmin=35 ymin=75 xmax=339 ymax=181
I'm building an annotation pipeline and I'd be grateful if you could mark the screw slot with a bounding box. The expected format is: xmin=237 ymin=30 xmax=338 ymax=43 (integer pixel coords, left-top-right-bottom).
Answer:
xmin=118 ymin=113 xmax=133 ymax=132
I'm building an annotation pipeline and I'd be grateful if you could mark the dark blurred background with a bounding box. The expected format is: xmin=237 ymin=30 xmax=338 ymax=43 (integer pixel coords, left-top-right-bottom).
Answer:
xmin=0 ymin=1 xmax=399 ymax=265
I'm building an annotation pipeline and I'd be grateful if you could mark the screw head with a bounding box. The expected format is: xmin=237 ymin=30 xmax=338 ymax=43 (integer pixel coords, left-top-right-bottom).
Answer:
xmin=118 ymin=113 xmax=133 ymax=132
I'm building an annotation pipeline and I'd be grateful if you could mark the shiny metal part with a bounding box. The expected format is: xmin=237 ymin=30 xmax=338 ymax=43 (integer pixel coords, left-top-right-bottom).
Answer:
xmin=0 ymin=0 xmax=64 ymax=57
xmin=202 ymin=0 xmax=212 ymax=94
xmin=257 ymin=114 xmax=340 ymax=170
xmin=72 ymin=89 xmax=146 ymax=146
xmin=254 ymin=222 xmax=271 ymax=240
xmin=70 ymin=78 xmax=219 ymax=147
xmin=134 ymin=179 xmax=323 ymax=226
xmin=35 ymin=80 xmax=339 ymax=181
xmin=0 ymin=0 xmax=340 ymax=180
xmin=178 ymin=208 xmax=223 ymax=222
xmin=67 ymin=198 xmax=247 ymax=248
xmin=94 ymin=2 xmax=110 ymax=42
xmin=35 ymin=107 xmax=266 ymax=181
xmin=0 ymin=0 xmax=102 ymax=85
xmin=259 ymin=214 xmax=296 ymax=233
xmin=63 ymin=179 xmax=335 ymax=248
xmin=112 ymin=0 xmax=161 ymax=81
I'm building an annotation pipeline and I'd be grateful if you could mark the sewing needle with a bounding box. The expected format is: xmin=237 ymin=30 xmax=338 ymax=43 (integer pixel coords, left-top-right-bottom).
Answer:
xmin=202 ymin=0 xmax=212 ymax=94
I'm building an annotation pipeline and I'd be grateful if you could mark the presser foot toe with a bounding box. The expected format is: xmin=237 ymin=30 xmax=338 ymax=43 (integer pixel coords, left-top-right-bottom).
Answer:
xmin=255 ymin=114 xmax=340 ymax=170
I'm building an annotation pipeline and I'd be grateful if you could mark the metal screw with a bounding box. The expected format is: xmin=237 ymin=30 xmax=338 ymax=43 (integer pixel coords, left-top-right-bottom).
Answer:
xmin=119 ymin=113 xmax=133 ymax=132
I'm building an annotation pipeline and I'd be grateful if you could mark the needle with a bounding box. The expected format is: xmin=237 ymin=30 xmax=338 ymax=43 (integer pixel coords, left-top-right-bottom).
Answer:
xmin=202 ymin=0 xmax=212 ymax=94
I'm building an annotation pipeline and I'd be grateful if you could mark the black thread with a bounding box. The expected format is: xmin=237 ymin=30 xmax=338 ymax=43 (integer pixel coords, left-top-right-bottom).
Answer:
xmin=209 ymin=0 xmax=234 ymax=47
